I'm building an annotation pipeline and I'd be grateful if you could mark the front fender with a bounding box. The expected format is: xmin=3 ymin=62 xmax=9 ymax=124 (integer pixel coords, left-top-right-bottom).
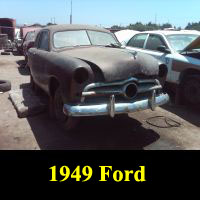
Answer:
xmin=45 ymin=52 xmax=94 ymax=103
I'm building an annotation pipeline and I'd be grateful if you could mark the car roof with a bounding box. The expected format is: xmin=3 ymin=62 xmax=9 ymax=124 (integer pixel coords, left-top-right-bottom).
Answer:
xmin=25 ymin=29 xmax=41 ymax=36
xmin=140 ymin=30 xmax=200 ymax=36
xmin=42 ymin=24 xmax=111 ymax=33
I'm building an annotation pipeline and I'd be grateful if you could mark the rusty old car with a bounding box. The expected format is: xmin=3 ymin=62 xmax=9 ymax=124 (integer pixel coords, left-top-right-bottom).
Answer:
xmin=28 ymin=24 xmax=169 ymax=130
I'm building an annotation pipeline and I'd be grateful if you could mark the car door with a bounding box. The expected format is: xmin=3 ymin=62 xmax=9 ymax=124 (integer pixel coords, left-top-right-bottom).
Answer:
xmin=22 ymin=33 xmax=29 ymax=54
xmin=33 ymin=30 xmax=50 ymax=90
xmin=125 ymin=33 xmax=148 ymax=54
xmin=144 ymin=34 xmax=168 ymax=60
xmin=143 ymin=34 xmax=175 ymax=83
xmin=126 ymin=33 xmax=174 ymax=83
xmin=28 ymin=32 xmax=41 ymax=82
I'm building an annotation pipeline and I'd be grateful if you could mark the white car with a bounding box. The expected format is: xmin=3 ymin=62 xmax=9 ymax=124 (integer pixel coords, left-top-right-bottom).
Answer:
xmin=125 ymin=30 xmax=200 ymax=105
xmin=115 ymin=29 xmax=139 ymax=45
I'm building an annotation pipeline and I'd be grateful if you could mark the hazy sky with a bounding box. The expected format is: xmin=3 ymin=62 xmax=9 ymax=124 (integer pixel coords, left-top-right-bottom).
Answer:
xmin=0 ymin=0 xmax=199 ymax=28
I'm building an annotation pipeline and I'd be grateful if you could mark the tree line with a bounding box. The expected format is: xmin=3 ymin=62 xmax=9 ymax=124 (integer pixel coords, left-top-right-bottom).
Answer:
xmin=111 ymin=22 xmax=200 ymax=31
xmin=36 ymin=21 xmax=200 ymax=31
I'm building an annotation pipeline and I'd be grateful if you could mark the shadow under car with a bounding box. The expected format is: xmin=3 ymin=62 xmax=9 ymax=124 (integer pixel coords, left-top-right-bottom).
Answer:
xmin=26 ymin=113 xmax=160 ymax=150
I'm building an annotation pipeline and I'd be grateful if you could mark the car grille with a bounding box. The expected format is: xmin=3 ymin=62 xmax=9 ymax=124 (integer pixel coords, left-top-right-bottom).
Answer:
xmin=81 ymin=77 xmax=162 ymax=104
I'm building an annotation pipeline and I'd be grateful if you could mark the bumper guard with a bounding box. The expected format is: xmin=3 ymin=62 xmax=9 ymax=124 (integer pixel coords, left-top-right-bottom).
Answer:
xmin=63 ymin=91 xmax=169 ymax=117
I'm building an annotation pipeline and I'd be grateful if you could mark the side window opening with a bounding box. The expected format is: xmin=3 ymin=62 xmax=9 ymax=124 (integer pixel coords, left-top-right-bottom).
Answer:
xmin=145 ymin=34 xmax=167 ymax=51
xmin=127 ymin=34 xmax=148 ymax=48
xmin=38 ymin=31 xmax=49 ymax=51
xmin=35 ymin=32 xmax=42 ymax=48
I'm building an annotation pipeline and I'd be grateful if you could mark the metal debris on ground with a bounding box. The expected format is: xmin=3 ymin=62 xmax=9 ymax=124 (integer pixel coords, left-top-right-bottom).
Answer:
xmin=146 ymin=116 xmax=181 ymax=128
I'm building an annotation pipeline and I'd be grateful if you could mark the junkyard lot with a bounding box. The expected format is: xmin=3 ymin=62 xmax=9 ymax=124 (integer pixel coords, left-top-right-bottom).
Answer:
xmin=0 ymin=53 xmax=200 ymax=150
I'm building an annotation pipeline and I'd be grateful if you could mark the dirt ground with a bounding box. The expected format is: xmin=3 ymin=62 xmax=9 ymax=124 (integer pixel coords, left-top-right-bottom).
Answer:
xmin=0 ymin=52 xmax=200 ymax=150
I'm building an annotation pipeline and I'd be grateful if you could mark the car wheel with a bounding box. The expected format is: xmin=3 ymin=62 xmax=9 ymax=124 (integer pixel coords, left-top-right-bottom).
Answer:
xmin=25 ymin=55 xmax=28 ymax=64
xmin=183 ymin=76 xmax=200 ymax=105
xmin=48 ymin=96 xmax=55 ymax=119
xmin=53 ymin=87 xmax=79 ymax=131
xmin=30 ymin=75 xmax=35 ymax=90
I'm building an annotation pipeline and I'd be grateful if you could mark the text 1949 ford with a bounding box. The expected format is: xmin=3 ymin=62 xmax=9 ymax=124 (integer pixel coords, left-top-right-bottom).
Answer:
xmin=28 ymin=24 xmax=169 ymax=130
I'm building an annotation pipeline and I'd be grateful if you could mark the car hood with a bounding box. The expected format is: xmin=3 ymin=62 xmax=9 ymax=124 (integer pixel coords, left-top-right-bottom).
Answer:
xmin=58 ymin=46 xmax=159 ymax=82
xmin=115 ymin=30 xmax=139 ymax=43
xmin=181 ymin=35 xmax=200 ymax=53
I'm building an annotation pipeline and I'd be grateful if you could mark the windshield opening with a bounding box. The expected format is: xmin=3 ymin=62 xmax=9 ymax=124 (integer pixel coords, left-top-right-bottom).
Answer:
xmin=53 ymin=30 xmax=118 ymax=48
xmin=166 ymin=34 xmax=199 ymax=52
xmin=54 ymin=30 xmax=91 ymax=48
xmin=87 ymin=30 xmax=118 ymax=46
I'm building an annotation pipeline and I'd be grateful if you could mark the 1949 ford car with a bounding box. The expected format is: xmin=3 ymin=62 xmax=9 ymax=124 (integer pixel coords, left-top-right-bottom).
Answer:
xmin=28 ymin=24 xmax=169 ymax=130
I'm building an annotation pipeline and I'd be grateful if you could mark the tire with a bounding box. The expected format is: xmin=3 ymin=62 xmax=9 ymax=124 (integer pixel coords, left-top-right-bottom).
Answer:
xmin=25 ymin=56 xmax=30 ymax=70
xmin=182 ymin=75 xmax=200 ymax=105
xmin=0 ymin=80 xmax=11 ymax=92
xmin=25 ymin=55 xmax=28 ymax=64
xmin=48 ymin=96 xmax=55 ymax=119
xmin=52 ymin=87 xmax=79 ymax=131
xmin=30 ymin=75 xmax=35 ymax=90
xmin=34 ymin=84 xmax=43 ymax=95
xmin=1 ymin=52 xmax=10 ymax=55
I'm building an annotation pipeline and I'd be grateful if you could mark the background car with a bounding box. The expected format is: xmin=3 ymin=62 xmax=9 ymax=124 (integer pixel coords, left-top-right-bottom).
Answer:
xmin=115 ymin=29 xmax=139 ymax=45
xmin=16 ymin=26 xmax=41 ymax=55
xmin=125 ymin=30 xmax=200 ymax=105
xmin=0 ymin=34 xmax=9 ymax=50
xmin=28 ymin=24 xmax=169 ymax=130
xmin=23 ymin=30 xmax=40 ymax=64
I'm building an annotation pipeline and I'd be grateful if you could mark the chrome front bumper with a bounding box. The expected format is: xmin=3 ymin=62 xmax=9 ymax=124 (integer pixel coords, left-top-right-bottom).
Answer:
xmin=63 ymin=93 xmax=169 ymax=117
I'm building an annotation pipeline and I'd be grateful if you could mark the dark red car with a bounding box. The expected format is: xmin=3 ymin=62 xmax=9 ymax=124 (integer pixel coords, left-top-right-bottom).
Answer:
xmin=16 ymin=27 xmax=41 ymax=55
xmin=23 ymin=30 xmax=40 ymax=63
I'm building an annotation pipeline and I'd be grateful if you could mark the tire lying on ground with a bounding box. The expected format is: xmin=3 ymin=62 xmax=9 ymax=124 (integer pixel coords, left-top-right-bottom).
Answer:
xmin=0 ymin=80 xmax=11 ymax=92
xmin=1 ymin=52 xmax=10 ymax=55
